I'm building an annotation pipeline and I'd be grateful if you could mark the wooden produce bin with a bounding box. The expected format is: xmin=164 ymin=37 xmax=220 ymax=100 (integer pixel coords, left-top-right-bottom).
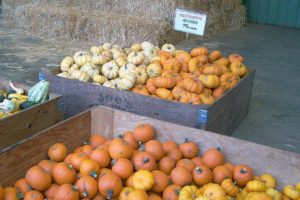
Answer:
xmin=0 ymin=78 xmax=63 ymax=151
xmin=44 ymin=67 xmax=255 ymax=136
xmin=1 ymin=106 xmax=299 ymax=188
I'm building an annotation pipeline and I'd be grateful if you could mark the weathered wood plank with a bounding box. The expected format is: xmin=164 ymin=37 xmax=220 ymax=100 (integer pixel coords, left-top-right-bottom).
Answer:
xmin=111 ymin=107 xmax=300 ymax=189
xmin=44 ymin=67 xmax=254 ymax=135
xmin=0 ymin=110 xmax=91 ymax=186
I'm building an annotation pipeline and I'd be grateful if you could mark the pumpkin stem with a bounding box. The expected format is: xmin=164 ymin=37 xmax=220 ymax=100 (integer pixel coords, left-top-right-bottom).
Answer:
xmin=143 ymin=157 xmax=150 ymax=163
xmin=90 ymin=170 xmax=98 ymax=179
xmin=217 ymin=147 xmax=221 ymax=151
xmin=107 ymin=190 xmax=114 ymax=199
xmin=17 ymin=192 xmax=24 ymax=200
xmin=111 ymin=159 xmax=117 ymax=166
xmin=68 ymin=164 xmax=74 ymax=170
xmin=233 ymin=181 xmax=237 ymax=186
xmin=195 ymin=166 xmax=203 ymax=174
xmin=175 ymin=188 xmax=181 ymax=196
xmin=72 ymin=185 xmax=78 ymax=192
xmin=118 ymin=134 xmax=123 ymax=138
xmin=240 ymin=168 xmax=248 ymax=174
xmin=139 ymin=143 xmax=145 ymax=151
xmin=77 ymin=173 xmax=82 ymax=179
xmin=82 ymin=191 xmax=88 ymax=198
xmin=184 ymin=138 xmax=189 ymax=143
xmin=83 ymin=140 xmax=90 ymax=145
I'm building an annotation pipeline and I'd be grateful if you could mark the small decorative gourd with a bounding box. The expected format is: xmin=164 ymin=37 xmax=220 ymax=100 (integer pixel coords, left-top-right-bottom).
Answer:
xmin=132 ymin=170 xmax=154 ymax=191
xmin=179 ymin=185 xmax=202 ymax=200
xmin=229 ymin=62 xmax=248 ymax=77
xmin=93 ymin=75 xmax=108 ymax=84
xmin=134 ymin=67 xmax=148 ymax=85
xmin=81 ymin=63 xmax=99 ymax=78
xmin=162 ymin=44 xmax=176 ymax=56
xmin=102 ymin=61 xmax=120 ymax=79
xmin=283 ymin=185 xmax=300 ymax=200
xmin=128 ymin=52 xmax=145 ymax=65
xmin=90 ymin=46 xmax=103 ymax=54
xmin=73 ymin=51 xmax=91 ymax=67
xmin=91 ymin=53 xmax=107 ymax=66
xmin=119 ymin=63 xmax=136 ymax=78
xmin=131 ymin=43 xmax=142 ymax=52
xmin=147 ymin=63 xmax=162 ymax=77
xmin=117 ymin=72 xmax=137 ymax=90
xmin=70 ymin=70 xmax=90 ymax=82
xmin=60 ymin=56 xmax=74 ymax=72
xmin=199 ymin=74 xmax=220 ymax=89
xmin=102 ymin=42 xmax=112 ymax=50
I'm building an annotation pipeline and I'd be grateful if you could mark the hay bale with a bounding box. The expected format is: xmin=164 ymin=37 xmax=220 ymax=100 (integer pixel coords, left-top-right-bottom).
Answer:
xmin=14 ymin=5 xmax=77 ymax=39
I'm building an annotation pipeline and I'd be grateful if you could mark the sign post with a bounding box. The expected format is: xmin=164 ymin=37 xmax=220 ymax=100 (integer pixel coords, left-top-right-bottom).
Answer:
xmin=173 ymin=8 xmax=207 ymax=49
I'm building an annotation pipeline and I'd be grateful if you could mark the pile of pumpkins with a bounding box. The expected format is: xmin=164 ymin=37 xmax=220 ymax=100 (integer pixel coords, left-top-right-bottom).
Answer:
xmin=1 ymin=124 xmax=299 ymax=200
xmin=58 ymin=42 xmax=248 ymax=105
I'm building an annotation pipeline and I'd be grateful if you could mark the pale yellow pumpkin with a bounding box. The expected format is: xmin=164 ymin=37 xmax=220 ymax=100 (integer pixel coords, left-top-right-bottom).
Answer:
xmin=266 ymin=188 xmax=281 ymax=200
xmin=102 ymin=49 xmax=113 ymax=61
xmin=93 ymin=74 xmax=108 ymax=84
xmin=179 ymin=185 xmax=202 ymax=200
xmin=119 ymin=63 xmax=136 ymax=78
xmin=128 ymin=52 xmax=144 ymax=65
xmin=130 ymin=43 xmax=142 ymax=52
xmin=102 ymin=61 xmax=120 ymax=79
xmin=134 ymin=67 xmax=148 ymax=85
xmin=92 ymin=53 xmax=107 ymax=66
xmin=60 ymin=56 xmax=74 ymax=72
xmin=117 ymin=72 xmax=137 ymax=90
xmin=229 ymin=62 xmax=248 ymax=77
xmin=90 ymin=46 xmax=103 ymax=54
xmin=260 ymin=173 xmax=276 ymax=189
xmin=73 ymin=51 xmax=91 ymax=67
xmin=113 ymin=50 xmax=127 ymax=60
xmin=147 ymin=63 xmax=162 ymax=77
xmin=115 ymin=57 xmax=127 ymax=67
xmin=70 ymin=70 xmax=90 ymax=82
xmin=283 ymin=185 xmax=300 ymax=200
xmin=162 ymin=43 xmax=176 ymax=56
xmin=81 ymin=63 xmax=99 ymax=78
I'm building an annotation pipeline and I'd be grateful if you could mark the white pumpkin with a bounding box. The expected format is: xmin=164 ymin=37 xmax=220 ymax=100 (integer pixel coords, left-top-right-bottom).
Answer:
xmin=146 ymin=63 xmax=162 ymax=77
xmin=90 ymin=46 xmax=103 ymax=54
xmin=113 ymin=50 xmax=126 ymax=60
xmin=68 ymin=64 xmax=80 ymax=74
xmin=134 ymin=67 xmax=148 ymax=85
xmin=144 ymin=46 xmax=158 ymax=58
xmin=127 ymin=52 xmax=144 ymax=65
xmin=115 ymin=57 xmax=127 ymax=67
xmin=93 ymin=74 xmax=108 ymax=84
xmin=102 ymin=43 xmax=112 ymax=50
xmin=70 ymin=70 xmax=90 ymax=82
xmin=119 ymin=63 xmax=136 ymax=78
xmin=81 ymin=63 xmax=99 ymax=78
xmin=102 ymin=50 xmax=113 ymax=61
xmin=124 ymin=48 xmax=131 ymax=55
xmin=92 ymin=53 xmax=107 ymax=66
xmin=130 ymin=43 xmax=142 ymax=52
xmin=103 ymin=78 xmax=120 ymax=88
xmin=161 ymin=44 xmax=176 ymax=56
xmin=102 ymin=61 xmax=119 ymax=79
xmin=141 ymin=41 xmax=154 ymax=51
xmin=117 ymin=72 xmax=137 ymax=90
xmin=73 ymin=51 xmax=91 ymax=67
xmin=60 ymin=56 xmax=74 ymax=72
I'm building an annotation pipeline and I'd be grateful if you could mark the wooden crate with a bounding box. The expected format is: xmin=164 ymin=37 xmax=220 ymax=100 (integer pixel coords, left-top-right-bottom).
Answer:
xmin=0 ymin=106 xmax=299 ymax=188
xmin=44 ymin=67 xmax=255 ymax=136
xmin=0 ymin=78 xmax=63 ymax=151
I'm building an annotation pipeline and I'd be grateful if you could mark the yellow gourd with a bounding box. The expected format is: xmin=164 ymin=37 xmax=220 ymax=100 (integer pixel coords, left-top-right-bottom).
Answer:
xmin=246 ymin=180 xmax=267 ymax=192
xmin=179 ymin=185 xmax=202 ymax=200
xmin=221 ymin=179 xmax=239 ymax=197
xmin=283 ymin=185 xmax=300 ymax=200
xmin=245 ymin=192 xmax=272 ymax=200
xmin=203 ymin=183 xmax=226 ymax=200
xmin=132 ymin=170 xmax=154 ymax=191
xmin=266 ymin=188 xmax=281 ymax=200
xmin=260 ymin=173 xmax=277 ymax=188
xmin=119 ymin=187 xmax=134 ymax=200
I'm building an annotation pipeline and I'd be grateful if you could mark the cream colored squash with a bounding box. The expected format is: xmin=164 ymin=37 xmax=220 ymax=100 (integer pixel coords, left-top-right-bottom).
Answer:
xmin=134 ymin=67 xmax=148 ymax=85
xmin=119 ymin=63 xmax=136 ymax=78
xmin=146 ymin=63 xmax=162 ymax=77
xmin=60 ymin=56 xmax=74 ymax=72
xmin=128 ymin=52 xmax=144 ymax=65
xmin=102 ymin=61 xmax=119 ymax=79
xmin=90 ymin=46 xmax=103 ymax=54
xmin=93 ymin=74 xmax=108 ymax=84
xmin=92 ymin=53 xmax=107 ymax=66
xmin=162 ymin=43 xmax=176 ymax=56
xmin=73 ymin=51 xmax=91 ymax=67
xmin=81 ymin=63 xmax=99 ymax=78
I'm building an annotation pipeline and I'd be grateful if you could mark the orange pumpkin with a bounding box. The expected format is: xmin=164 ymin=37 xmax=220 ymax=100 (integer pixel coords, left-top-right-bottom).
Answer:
xmin=38 ymin=160 xmax=57 ymax=174
xmin=145 ymin=140 xmax=165 ymax=161
xmin=163 ymin=185 xmax=182 ymax=200
xmin=76 ymin=176 xmax=98 ymax=199
xmin=152 ymin=170 xmax=169 ymax=193
xmin=45 ymin=184 xmax=59 ymax=199
xmin=146 ymin=78 xmax=158 ymax=95
xmin=170 ymin=166 xmax=192 ymax=186
xmin=163 ymin=58 xmax=182 ymax=73
xmin=53 ymin=184 xmax=79 ymax=200
xmin=112 ymin=158 xmax=133 ymax=180
xmin=233 ymin=164 xmax=253 ymax=187
xmin=63 ymin=154 xmax=73 ymax=165
xmin=154 ymin=76 xmax=176 ymax=89
xmin=109 ymin=138 xmax=133 ymax=160
xmin=25 ymin=166 xmax=52 ymax=191
xmin=192 ymin=165 xmax=213 ymax=186
xmin=188 ymin=57 xmax=202 ymax=73
xmin=202 ymin=88 xmax=213 ymax=95
xmin=133 ymin=151 xmax=157 ymax=171
xmin=191 ymin=157 xmax=204 ymax=167
xmin=229 ymin=62 xmax=248 ymax=77
xmin=224 ymin=162 xmax=235 ymax=172
xmin=213 ymin=165 xmax=233 ymax=184
xmin=171 ymin=86 xmax=186 ymax=100
xmin=80 ymin=159 xmax=100 ymax=178
xmin=190 ymin=93 xmax=203 ymax=105
xmin=162 ymin=141 xmax=178 ymax=153
xmin=182 ymin=78 xmax=204 ymax=94
xmin=159 ymin=156 xmax=176 ymax=175
xmin=176 ymin=159 xmax=196 ymax=171
xmin=197 ymin=55 xmax=209 ymax=64
xmin=98 ymin=173 xmax=123 ymax=199
xmin=191 ymin=47 xmax=208 ymax=57
xmin=175 ymin=50 xmax=192 ymax=64
xmin=158 ymin=50 xmax=173 ymax=65
xmin=179 ymin=138 xmax=199 ymax=159
xmin=202 ymin=64 xmax=223 ymax=76
xmin=148 ymin=192 xmax=163 ymax=200
xmin=167 ymin=148 xmax=182 ymax=162
xmin=98 ymin=168 xmax=113 ymax=179
xmin=90 ymin=148 xmax=111 ymax=168
xmin=81 ymin=145 xmax=93 ymax=156
xmin=214 ymin=57 xmax=229 ymax=67
xmin=134 ymin=124 xmax=155 ymax=143
xmin=202 ymin=148 xmax=225 ymax=169
xmin=220 ymin=72 xmax=240 ymax=90
xmin=23 ymin=190 xmax=43 ymax=200
xmin=4 ymin=187 xmax=18 ymax=200
xmin=228 ymin=53 xmax=244 ymax=63
xmin=156 ymin=88 xmax=174 ymax=101
xmin=89 ymin=135 xmax=107 ymax=149
xmin=14 ymin=178 xmax=31 ymax=194
xmin=209 ymin=50 xmax=222 ymax=62
xmin=219 ymin=65 xmax=230 ymax=74
xmin=52 ymin=162 xmax=76 ymax=185
xmin=119 ymin=187 xmax=134 ymax=200
xmin=212 ymin=86 xmax=227 ymax=99
xmin=122 ymin=131 xmax=139 ymax=150
xmin=132 ymin=85 xmax=150 ymax=96
xmin=48 ymin=143 xmax=68 ymax=162
xmin=70 ymin=153 xmax=89 ymax=171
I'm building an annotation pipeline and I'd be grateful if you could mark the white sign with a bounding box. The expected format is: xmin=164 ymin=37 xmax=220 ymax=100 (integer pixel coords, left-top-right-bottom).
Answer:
xmin=173 ymin=8 xmax=207 ymax=36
